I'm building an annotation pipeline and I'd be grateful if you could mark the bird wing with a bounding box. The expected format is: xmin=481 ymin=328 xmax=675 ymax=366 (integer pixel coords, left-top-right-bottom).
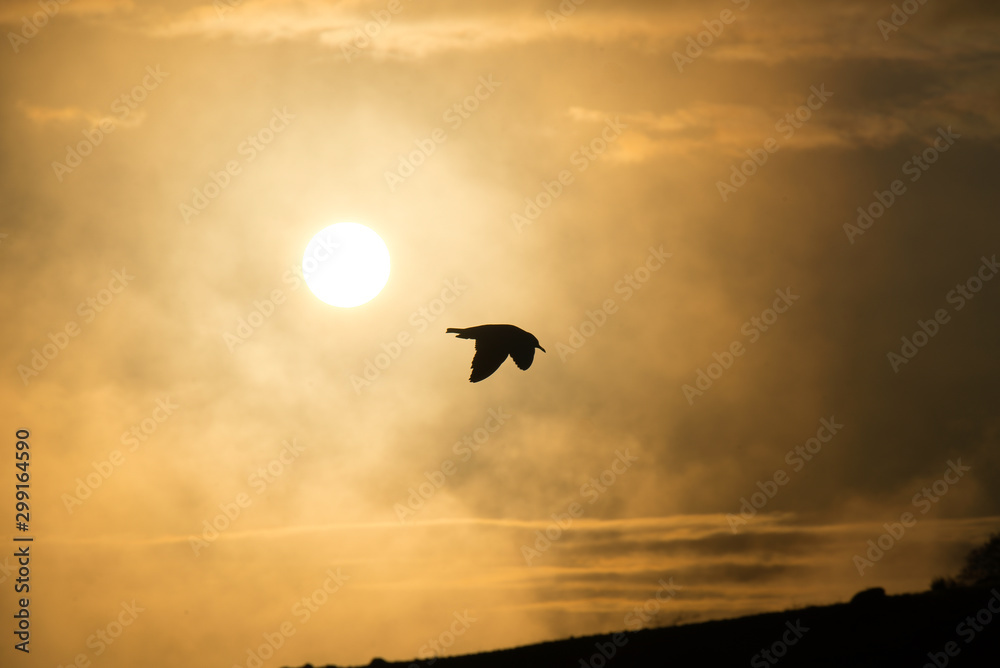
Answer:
xmin=469 ymin=342 xmax=509 ymax=382
xmin=510 ymin=345 xmax=536 ymax=371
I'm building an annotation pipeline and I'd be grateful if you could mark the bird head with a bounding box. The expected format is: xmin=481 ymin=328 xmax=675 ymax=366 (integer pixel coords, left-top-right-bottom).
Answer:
xmin=534 ymin=336 xmax=546 ymax=353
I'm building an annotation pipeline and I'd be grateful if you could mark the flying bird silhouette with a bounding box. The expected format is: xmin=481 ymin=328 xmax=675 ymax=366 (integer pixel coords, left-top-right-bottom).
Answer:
xmin=447 ymin=324 xmax=546 ymax=382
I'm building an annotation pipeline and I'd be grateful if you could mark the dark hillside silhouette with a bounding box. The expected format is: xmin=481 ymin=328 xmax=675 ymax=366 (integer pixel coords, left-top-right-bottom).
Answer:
xmin=292 ymin=585 xmax=1000 ymax=668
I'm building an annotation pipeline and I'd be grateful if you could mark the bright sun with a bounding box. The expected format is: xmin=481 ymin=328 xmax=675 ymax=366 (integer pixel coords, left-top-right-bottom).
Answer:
xmin=303 ymin=222 xmax=391 ymax=308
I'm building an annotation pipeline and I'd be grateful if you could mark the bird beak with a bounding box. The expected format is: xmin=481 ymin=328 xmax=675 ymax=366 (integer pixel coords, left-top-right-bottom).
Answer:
xmin=538 ymin=345 xmax=546 ymax=353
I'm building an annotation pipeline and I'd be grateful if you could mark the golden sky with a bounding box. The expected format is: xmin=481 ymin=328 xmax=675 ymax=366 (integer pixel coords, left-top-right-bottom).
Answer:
xmin=2 ymin=0 xmax=1000 ymax=666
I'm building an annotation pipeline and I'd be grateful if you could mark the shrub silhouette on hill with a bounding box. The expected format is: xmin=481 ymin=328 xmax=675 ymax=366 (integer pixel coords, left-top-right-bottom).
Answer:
xmin=932 ymin=530 xmax=1000 ymax=590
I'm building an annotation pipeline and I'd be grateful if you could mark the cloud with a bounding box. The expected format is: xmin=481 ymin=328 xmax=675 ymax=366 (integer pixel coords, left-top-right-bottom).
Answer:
xmin=17 ymin=101 xmax=146 ymax=130
xmin=78 ymin=0 xmax=997 ymax=67
xmin=317 ymin=17 xmax=550 ymax=60
xmin=17 ymin=105 xmax=148 ymax=139
xmin=565 ymin=103 xmax=912 ymax=162
xmin=568 ymin=82 xmax=1000 ymax=162
xmin=0 ymin=0 xmax=133 ymax=23
xmin=19 ymin=103 xmax=94 ymax=124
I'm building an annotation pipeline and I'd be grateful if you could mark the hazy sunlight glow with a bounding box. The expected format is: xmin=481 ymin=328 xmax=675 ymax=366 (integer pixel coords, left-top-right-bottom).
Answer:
xmin=303 ymin=223 xmax=391 ymax=308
